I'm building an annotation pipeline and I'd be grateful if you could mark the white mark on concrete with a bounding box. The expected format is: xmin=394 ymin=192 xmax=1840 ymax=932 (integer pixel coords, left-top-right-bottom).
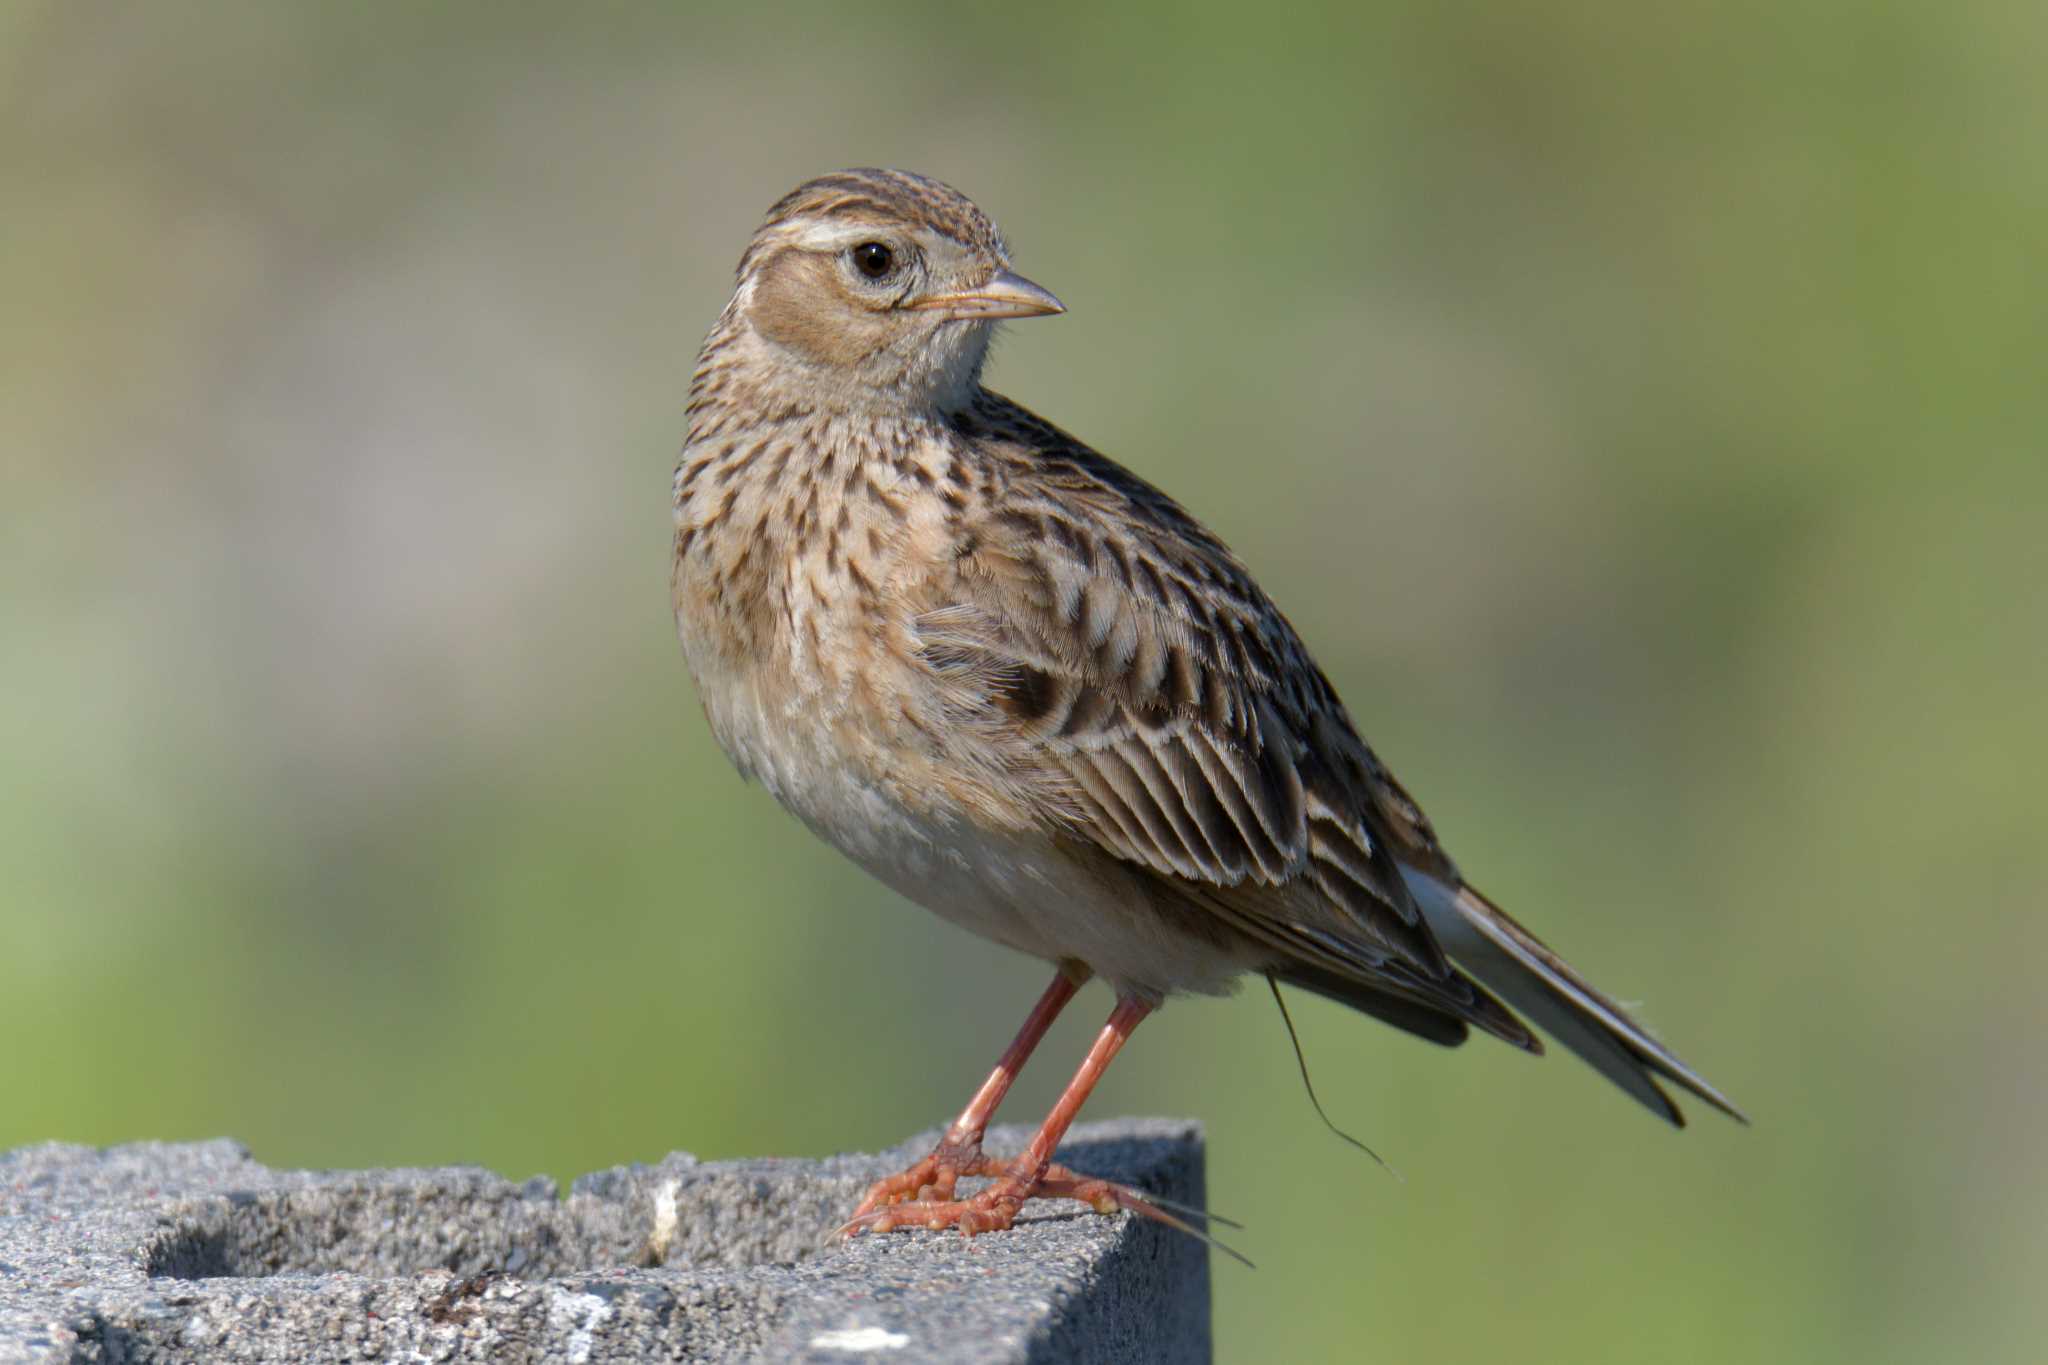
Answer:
xmin=547 ymin=1287 xmax=615 ymax=1364
xmin=808 ymin=1325 xmax=911 ymax=1352
xmin=649 ymin=1178 xmax=681 ymax=1262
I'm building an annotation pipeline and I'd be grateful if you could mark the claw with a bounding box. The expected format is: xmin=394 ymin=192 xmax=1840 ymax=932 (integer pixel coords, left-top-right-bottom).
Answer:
xmin=832 ymin=1150 xmax=1255 ymax=1268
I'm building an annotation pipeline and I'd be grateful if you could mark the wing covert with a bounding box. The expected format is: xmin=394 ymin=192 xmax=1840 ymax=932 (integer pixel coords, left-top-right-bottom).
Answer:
xmin=906 ymin=412 xmax=1453 ymax=986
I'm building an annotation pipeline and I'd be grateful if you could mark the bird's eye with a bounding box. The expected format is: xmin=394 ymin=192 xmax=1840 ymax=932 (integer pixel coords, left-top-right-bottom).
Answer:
xmin=851 ymin=241 xmax=896 ymax=280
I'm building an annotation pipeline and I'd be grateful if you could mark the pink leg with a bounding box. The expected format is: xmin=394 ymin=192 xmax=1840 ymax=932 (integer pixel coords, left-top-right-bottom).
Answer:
xmin=848 ymin=967 xmax=1085 ymax=1218
xmin=946 ymin=968 xmax=1085 ymax=1149
xmin=843 ymin=995 xmax=1174 ymax=1240
xmin=1006 ymin=995 xmax=1150 ymax=1180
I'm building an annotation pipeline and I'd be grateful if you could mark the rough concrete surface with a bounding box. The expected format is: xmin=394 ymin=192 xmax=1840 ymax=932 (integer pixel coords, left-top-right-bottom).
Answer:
xmin=0 ymin=1118 xmax=1209 ymax=1363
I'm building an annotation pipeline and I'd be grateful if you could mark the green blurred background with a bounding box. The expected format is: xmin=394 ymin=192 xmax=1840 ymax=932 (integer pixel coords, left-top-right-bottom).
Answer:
xmin=4 ymin=2 xmax=2042 ymax=1360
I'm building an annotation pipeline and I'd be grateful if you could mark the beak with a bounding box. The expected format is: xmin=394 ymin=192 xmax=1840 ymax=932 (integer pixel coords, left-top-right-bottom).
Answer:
xmin=904 ymin=269 xmax=1065 ymax=320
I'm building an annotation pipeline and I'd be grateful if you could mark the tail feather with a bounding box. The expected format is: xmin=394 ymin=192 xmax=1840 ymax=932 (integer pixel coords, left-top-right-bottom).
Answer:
xmin=1275 ymin=964 xmax=1472 ymax=1048
xmin=1275 ymin=960 xmax=1544 ymax=1054
xmin=1403 ymin=873 xmax=1748 ymax=1127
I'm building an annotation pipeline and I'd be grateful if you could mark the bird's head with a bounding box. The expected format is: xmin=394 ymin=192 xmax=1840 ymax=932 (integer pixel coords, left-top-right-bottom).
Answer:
xmin=721 ymin=168 xmax=1063 ymax=413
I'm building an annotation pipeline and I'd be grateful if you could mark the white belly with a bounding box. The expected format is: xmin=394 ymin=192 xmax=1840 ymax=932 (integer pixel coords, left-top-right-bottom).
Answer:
xmin=691 ymin=654 xmax=1252 ymax=997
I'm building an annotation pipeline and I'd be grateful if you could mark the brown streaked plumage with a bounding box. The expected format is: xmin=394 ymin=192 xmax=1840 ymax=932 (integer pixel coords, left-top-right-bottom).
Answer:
xmin=673 ymin=168 xmax=1744 ymax=1243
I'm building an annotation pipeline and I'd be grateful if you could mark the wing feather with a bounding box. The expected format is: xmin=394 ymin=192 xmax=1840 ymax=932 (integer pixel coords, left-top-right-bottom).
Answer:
xmin=901 ymin=394 xmax=1495 ymax=1028
xmin=892 ymin=392 xmax=1740 ymax=1121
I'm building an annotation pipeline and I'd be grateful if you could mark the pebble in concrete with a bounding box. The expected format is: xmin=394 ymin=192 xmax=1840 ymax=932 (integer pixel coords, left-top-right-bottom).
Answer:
xmin=0 ymin=1118 xmax=1210 ymax=1363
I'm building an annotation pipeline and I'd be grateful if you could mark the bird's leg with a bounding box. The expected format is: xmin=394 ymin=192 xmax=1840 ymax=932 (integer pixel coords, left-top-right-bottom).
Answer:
xmin=847 ymin=966 xmax=1086 ymax=1219
xmin=842 ymin=994 xmax=1175 ymax=1240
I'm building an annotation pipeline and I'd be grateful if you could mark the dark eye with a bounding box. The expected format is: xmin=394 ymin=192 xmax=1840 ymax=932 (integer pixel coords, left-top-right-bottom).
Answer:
xmin=851 ymin=241 xmax=895 ymax=279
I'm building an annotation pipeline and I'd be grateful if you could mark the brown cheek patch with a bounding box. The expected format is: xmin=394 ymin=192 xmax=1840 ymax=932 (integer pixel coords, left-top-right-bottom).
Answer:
xmin=751 ymin=250 xmax=890 ymax=368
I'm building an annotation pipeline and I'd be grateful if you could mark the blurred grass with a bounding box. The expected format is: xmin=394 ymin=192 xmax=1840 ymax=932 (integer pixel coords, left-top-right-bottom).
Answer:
xmin=3 ymin=2 xmax=2043 ymax=1361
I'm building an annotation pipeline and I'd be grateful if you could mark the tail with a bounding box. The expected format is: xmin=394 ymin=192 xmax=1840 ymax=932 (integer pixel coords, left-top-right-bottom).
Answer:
xmin=1403 ymin=872 xmax=1747 ymax=1127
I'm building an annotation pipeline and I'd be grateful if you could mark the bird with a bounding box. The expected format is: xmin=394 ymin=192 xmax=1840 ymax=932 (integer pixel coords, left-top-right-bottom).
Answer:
xmin=671 ymin=168 xmax=1744 ymax=1242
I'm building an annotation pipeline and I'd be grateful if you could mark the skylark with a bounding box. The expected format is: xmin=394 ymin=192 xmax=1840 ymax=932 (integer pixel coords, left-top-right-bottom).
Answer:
xmin=672 ymin=168 xmax=1744 ymax=1242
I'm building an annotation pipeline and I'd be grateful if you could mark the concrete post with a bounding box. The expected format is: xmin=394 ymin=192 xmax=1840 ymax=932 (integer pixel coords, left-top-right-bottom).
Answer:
xmin=0 ymin=1118 xmax=1210 ymax=1363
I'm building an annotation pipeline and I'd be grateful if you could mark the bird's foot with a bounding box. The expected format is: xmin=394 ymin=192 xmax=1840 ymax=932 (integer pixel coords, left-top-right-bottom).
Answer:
xmin=838 ymin=1152 xmax=1173 ymax=1242
xmin=846 ymin=1137 xmax=1005 ymax=1220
